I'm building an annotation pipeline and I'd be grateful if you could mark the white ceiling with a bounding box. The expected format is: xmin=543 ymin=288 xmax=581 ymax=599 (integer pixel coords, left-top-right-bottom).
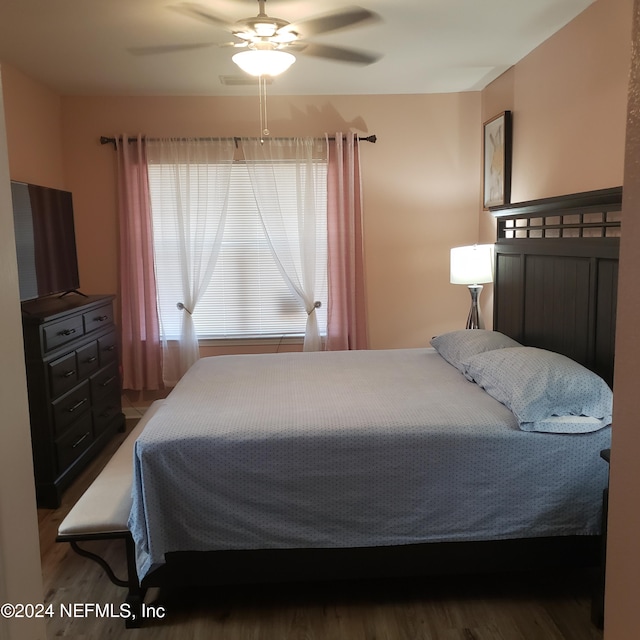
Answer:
xmin=0 ymin=0 xmax=595 ymax=97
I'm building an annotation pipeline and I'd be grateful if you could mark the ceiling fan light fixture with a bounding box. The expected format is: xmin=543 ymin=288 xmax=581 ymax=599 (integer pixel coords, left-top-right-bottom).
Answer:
xmin=232 ymin=49 xmax=296 ymax=76
xmin=254 ymin=21 xmax=278 ymax=37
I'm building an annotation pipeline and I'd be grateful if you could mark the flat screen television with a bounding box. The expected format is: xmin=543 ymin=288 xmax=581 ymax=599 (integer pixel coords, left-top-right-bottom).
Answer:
xmin=11 ymin=181 xmax=81 ymax=302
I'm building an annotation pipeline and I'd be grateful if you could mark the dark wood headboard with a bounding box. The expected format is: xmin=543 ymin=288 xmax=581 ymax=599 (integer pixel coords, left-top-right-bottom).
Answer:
xmin=490 ymin=187 xmax=621 ymax=386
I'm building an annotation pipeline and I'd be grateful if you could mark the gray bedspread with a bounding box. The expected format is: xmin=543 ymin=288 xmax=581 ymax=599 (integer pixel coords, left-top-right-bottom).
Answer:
xmin=129 ymin=348 xmax=611 ymax=579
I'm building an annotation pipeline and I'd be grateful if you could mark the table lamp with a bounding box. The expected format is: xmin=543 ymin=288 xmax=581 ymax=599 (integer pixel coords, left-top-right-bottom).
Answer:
xmin=450 ymin=244 xmax=494 ymax=329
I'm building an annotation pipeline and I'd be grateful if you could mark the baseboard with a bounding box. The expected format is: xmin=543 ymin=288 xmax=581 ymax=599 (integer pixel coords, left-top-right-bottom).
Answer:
xmin=123 ymin=406 xmax=148 ymax=420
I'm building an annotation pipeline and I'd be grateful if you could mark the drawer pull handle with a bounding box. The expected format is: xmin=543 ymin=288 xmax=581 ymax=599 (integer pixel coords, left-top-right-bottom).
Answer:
xmin=95 ymin=315 xmax=109 ymax=322
xmin=105 ymin=345 xmax=116 ymax=352
xmin=63 ymin=370 xmax=76 ymax=378
xmin=58 ymin=328 xmax=77 ymax=337
xmin=72 ymin=432 xmax=90 ymax=449
xmin=86 ymin=356 xmax=97 ymax=363
xmin=100 ymin=376 xmax=117 ymax=388
xmin=68 ymin=398 xmax=88 ymax=413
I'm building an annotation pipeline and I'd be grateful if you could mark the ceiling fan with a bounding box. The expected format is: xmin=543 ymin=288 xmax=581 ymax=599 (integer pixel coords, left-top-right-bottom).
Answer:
xmin=130 ymin=1 xmax=382 ymax=71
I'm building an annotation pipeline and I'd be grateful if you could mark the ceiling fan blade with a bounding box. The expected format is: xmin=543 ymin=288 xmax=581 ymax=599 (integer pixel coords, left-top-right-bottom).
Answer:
xmin=219 ymin=41 xmax=249 ymax=49
xmin=128 ymin=42 xmax=215 ymax=56
xmin=170 ymin=2 xmax=233 ymax=30
xmin=281 ymin=6 xmax=380 ymax=38
xmin=296 ymin=42 xmax=381 ymax=66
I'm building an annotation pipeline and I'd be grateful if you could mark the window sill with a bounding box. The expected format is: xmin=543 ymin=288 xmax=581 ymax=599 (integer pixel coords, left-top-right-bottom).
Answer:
xmin=198 ymin=335 xmax=305 ymax=347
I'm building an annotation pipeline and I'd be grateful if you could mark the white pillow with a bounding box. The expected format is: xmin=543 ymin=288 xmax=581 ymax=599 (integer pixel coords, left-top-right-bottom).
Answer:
xmin=430 ymin=330 xmax=521 ymax=374
xmin=463 ymin=346 xmax=613 ymax=433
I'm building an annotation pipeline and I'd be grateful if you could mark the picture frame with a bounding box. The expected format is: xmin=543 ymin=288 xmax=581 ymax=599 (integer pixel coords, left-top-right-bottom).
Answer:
xmin=483 ymin=111 xmax=512 ymax=209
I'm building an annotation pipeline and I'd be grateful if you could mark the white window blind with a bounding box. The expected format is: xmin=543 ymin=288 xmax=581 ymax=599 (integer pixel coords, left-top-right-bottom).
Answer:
xmin=148 ymin=161 xmax=328 ymax=340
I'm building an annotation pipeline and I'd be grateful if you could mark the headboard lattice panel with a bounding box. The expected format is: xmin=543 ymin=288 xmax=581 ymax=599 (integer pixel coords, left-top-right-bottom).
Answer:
xmin=493 ymin=186 xmax=622 ymax=240
xmin=491 ymin=188 xmax=621 ymax=386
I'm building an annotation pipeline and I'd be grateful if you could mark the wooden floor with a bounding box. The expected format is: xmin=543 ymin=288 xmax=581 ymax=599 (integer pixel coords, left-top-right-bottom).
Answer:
xmin=38 ymin=422 xmax=604 ymax=640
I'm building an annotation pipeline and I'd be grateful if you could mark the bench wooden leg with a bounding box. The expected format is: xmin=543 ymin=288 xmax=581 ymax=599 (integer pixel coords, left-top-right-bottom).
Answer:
xmin=70 ymin=540 xmax=128 ymax=587
xmin=66 ymin=534 xmax=147 ymax=628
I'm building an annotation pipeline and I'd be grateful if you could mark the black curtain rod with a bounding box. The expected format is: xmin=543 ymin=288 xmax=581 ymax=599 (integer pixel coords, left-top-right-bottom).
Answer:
xmin=99 ymin=134 xmax=376 ymax=148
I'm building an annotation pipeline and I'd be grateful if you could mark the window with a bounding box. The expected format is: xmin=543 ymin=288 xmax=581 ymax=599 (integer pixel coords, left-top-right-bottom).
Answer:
xmin=148 ymin=161 xmax=327 ymax=340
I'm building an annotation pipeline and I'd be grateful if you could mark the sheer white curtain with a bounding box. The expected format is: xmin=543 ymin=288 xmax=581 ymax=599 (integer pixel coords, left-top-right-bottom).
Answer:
xmin=241 ymin=137 xmax=327 ymax=351
xmin=146 ymin=138 xmax=235 ymax=384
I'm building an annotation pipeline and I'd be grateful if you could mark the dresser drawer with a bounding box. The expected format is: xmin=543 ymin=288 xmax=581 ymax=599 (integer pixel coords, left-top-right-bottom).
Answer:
xmin=49 ymin=352 xmax=78 ymax=398
xmin=56 ymin=413 xmax=94 ymax=473
xmin=93 ymin=389 xmax=122 ymax=436
xmin=76 ymin=341 xmax=100 ymax=378
xmin=52 ymin=381 xmax=91 ymax=436
xmin=91 ymin=363 xmax=120 ymax=401
xmin=83 ymin=303 xmax=113 ymax=334
xmin=43 ymin=315 xmax=84 ymax=353
xmin=98 ymin=332 xmax=118 ymax=366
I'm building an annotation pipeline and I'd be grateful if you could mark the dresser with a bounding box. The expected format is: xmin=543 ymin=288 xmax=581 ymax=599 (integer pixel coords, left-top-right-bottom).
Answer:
xmin=21 ymin=294 xmax=125 ymax=508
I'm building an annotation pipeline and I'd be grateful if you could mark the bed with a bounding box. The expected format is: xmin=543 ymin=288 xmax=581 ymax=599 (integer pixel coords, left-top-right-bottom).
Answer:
xmin=130 ymin=186 xmax=621 ymax=591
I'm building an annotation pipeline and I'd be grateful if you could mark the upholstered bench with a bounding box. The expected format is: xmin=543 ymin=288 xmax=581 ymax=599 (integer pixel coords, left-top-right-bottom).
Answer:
xmin=56 ymin=400 xmax=164 ymax=627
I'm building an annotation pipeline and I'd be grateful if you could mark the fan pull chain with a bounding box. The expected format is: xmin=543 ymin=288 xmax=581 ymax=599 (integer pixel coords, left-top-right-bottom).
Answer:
xmin=259 ymin=74 xmax=270 ymax=141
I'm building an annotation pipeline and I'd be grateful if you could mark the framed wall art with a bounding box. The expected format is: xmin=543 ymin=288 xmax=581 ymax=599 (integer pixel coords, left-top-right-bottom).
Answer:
xmin=483 ymin=111 xmax=512 ymax=209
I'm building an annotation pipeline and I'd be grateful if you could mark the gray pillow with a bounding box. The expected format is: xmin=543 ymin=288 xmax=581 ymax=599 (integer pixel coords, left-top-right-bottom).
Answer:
xmin=463 ymin=347 xmax=613 ymax=433
xmin=430 ymin=329 xmax=521 ymax=374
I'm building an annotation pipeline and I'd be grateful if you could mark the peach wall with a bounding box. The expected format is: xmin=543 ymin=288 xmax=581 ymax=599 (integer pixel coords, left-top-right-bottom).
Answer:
xmin=479 ymin=0 xmax=632 ymax=245
xmin=510 ymin=0 xmax=631 ymax=202
xmin=0 ymin=66 xmax=46 ymax=640
xmin=0 ymin=63 xmax=66 ymax=189
xmin=60 ymin=92 xmax=482 ymax=350
xmin=605 ymin=1 xmax=640 ymax=636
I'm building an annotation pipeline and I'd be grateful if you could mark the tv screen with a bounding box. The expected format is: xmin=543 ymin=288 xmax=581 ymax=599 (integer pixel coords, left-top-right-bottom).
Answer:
xmin=11 ymin=181 xmax=80 ymax=301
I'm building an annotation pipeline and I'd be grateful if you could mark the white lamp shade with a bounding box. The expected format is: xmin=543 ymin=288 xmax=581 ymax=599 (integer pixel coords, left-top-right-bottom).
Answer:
xmin=232 ymin=49 xmax=296 ymax=77
xmin=450 ymin=244 xmax=494 ymax=285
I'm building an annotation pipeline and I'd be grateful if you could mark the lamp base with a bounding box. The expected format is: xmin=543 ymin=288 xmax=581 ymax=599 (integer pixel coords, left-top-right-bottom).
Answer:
xmin=466 ymin=284 xmax=484 ymax=330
